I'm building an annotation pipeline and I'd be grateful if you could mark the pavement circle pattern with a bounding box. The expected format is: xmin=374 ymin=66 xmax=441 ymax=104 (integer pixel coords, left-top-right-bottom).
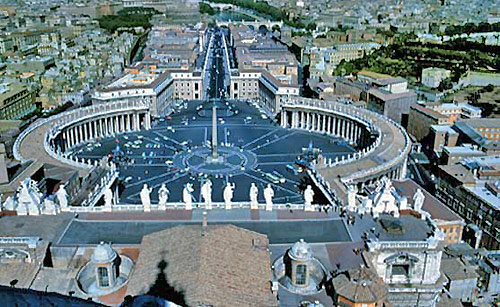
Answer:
xmin=173 ymin=145 xmax=258 ymax=176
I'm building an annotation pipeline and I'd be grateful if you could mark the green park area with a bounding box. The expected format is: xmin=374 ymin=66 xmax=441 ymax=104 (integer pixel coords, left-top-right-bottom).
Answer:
xmin=334 ymin=38 xmax=500 ymax=85
xmin=98 ymin=8 xmax=159 ymax=33
xmin=446 ymin=85 xmax=500 ymax=118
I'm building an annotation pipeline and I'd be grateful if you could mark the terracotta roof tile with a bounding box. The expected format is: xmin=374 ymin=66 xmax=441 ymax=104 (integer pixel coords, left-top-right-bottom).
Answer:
xmin=126 ymin=225 xmax=278 ymax=307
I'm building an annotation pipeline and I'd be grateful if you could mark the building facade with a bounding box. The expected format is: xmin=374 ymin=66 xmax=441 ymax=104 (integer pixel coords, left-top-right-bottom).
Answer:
xmin=0 ymin=83 xmax=37 ymax=120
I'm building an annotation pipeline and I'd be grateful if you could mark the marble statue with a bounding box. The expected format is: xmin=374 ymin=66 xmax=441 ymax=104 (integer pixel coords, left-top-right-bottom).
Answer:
xmin=347 ymin=185 xmax=357 ymax=212
xmin=304 ymin=185 xmax=314 ymax=211
xmin=413 ymin=188 xmax=425 ymax=212
xmin=140 ymin=184 xmax=152 ymax=212
xmin=16 ymin=178 xmax=42 ymax=216
xmin=41 ymin=199 xmax=57 ymax=215
xmin=158 ymin=184 xmax=170 ymax=210
xmin=183 ymin=183 xmax=194 ymax=210
xmin=3 ymin=196 xmax=14 ymax=211
xmin=103 ymin=187 xmax=113 ymax=211
xmin=224 ymin=182 xmax=235 ymax=210
xmin=249 ymin=183 xmax=259 ymax=209
xmin=264 ymin=184 xmax=274 ymax=211
xmin=55 ymin=185 xmax=68 ymax=209
xmin=372 ymin=177 xmax=398 ymax=217
xmin=201 ymin=180 xmax=212 ymax=209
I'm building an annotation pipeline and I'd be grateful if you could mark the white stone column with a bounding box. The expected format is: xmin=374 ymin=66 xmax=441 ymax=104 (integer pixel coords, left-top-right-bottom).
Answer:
xmin=99 ymin=118 xmax=103 ymax=137
xmin=342 ymin=119 xmax=347 ymax=138
xmin=104 ymin=117 xmax=108 ymax=135
xmin=306 ymin=112 xmax=310 ymax=130
xmin=92 ymin=120 xmax=97 ymax=139
xmin=69 ymin=128 xmax=75 ymax=148
xmin=114 ymin=116 xmax=119 ymax=133
xmin=135 ymin=113 xmax=140 ymax=130
xmin=63 ymin=131 xmax=68 ymax=150
xmin=326 ymin=115 xmax=331 ymax=134
xmin=83 ymin=123 xmax=88 ymax=142
xmin=87 ymin=122 xmax=92 ymax=140
xmin=106 ymin=117 xmax=111 ymax=135
xmin=146 ymin=113 xmax=151 ymax=129
xmin=322 ymin=114 xmax=326 ymax=132
xmin=401 ymin=157 xmax=408 ymax=179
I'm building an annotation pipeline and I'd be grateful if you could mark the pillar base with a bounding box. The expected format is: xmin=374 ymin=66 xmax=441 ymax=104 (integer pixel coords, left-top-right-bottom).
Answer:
xmin=206 ymin=155 xmax=225 ymax=164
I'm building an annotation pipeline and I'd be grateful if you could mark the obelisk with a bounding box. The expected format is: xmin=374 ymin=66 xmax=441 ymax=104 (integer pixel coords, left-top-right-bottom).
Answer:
xmin=212 ymin=104 xmax=218 ymax=159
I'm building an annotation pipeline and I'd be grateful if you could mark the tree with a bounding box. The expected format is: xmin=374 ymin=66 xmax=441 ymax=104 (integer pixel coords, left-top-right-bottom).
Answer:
xmin=437 ymin=78 xmax=453 ymax=91
xmin=484 ymin=84 xmax=495 ymax=92
xmin=199 ymin=3 xmax=216 ymax=15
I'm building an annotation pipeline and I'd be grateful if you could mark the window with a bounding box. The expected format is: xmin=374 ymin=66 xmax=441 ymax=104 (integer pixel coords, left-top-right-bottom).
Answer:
xmin=295 ymin=264 xmax=307 ymax=285
xmin=98 ymin=267 xmax=109 ymax=287
xmin=392 ymin=264 xmax=409 ymax=277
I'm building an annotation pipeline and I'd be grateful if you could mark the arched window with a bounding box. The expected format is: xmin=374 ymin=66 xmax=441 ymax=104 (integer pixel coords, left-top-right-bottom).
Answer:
xmin=295 ymin=264 xmax=307 ymax=285
xmin=98 ymin=267 xmax=109 ymax=287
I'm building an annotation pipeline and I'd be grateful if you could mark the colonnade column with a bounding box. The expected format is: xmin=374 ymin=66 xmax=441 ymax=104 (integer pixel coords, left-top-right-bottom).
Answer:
xmin=126 ymin=114 xmax=130 ymax=131
xmin=69 ymin=127 xmax=75 ymax=148
xmin=327 ymin=116 xmax=331 ymax=134
xmin=93 ymin=120 xmax=97 ymax=139
xmin=334 ymin=117 xmax=338 ymax=136
xmin=292 ymin=111 xmax=298 ymax=128
xmin=99 ymin=118 xmax=103 ymax=137
xmin=135 ymin=113 xmax=140 ymax=130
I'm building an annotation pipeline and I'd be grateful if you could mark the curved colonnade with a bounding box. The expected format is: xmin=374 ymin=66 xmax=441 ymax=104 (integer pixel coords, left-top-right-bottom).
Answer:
xmin=13 ymin=100 xmax=150 ymax=182
xmin=51 ymin=102 xmax=151 ymax=156
xmin=281 ymin=97 xmax=411 ymax=203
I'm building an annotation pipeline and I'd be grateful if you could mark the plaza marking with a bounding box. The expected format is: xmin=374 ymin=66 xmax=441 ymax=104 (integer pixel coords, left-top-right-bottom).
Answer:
xmin=125 ymin=170 xmax=180 ymax=188
xmin=257 ymin=153 xmax=302 ymax=158
xmin=250 ymin=131 xmax=298 ymax=152
xmin=142 ymin=135 xmax=176 ymax=151
xmin=243 ymin=171 xmax=302 ymax=198
xmin=117 ymin=155 xmax=174 ymax=159
xmin=151 ymin=130 xmax=182 ymax=146
xmin=242 ymin=128 xmax=280 ymax=149
xmin=256 ymin=161 xmax=291 ymax=166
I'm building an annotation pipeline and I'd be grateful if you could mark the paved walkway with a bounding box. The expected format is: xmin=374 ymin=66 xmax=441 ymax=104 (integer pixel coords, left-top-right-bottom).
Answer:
xmin=12 ymin=119 xmax=89 ymax=191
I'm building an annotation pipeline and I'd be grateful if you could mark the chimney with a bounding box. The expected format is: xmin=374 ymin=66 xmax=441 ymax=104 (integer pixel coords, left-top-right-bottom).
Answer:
xmin=202 ymin=211 xmax=207 ymax=236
